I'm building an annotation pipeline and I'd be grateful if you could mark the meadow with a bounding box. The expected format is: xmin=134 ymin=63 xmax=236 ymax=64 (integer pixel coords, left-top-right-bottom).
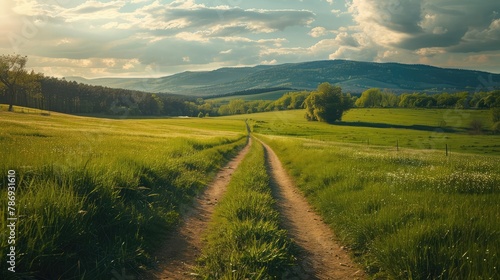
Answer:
xmin=1 ymin=105 xmax=499 ymax=279
xmin=258 ymin=135 xmax=499 ymax=279
xmin=233 ymin=108 xmax=499 ymax=279
xmin=231 ymin=108 xmax=500 ymax=155
xmin=0 ymin=108 xmax=246 ymax=279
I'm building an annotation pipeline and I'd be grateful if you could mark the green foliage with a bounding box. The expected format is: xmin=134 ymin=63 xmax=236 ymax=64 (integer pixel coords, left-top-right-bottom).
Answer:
xmin=197 ymin=141 xmax=295 ymax=279
xmin=355 ymin=88 xmax=400 ymax=108
xmin=273 ymin=91 xmax=309 ymax=110
xmin=304 ymin=82 xmax=351 ymax=123
xmin=0 ymin=54 xmax=41 ymax=111
xmin=354 ymin=89 xmax=500 ymax=109
xmin=261 ymin=136 xmax=499 ymax=279
xmin=0 ymin=112 xmax=247 ymax=279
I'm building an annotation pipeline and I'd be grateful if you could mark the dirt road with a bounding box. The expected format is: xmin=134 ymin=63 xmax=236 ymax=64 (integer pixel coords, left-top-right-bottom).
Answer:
xmin=259 ymin=139 xmax=366 ymax=280
xmin=142 ymin=136 xmax=365 ymax=279
xmin=141 ymin=138 xmax=252 ymax=279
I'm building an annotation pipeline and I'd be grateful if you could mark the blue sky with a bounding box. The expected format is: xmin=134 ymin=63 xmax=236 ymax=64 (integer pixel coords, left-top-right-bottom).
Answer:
xmin=1 ymin=0 xmax=499 ymax=78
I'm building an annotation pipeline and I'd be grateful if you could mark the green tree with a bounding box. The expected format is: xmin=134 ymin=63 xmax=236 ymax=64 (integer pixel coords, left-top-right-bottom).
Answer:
xmin=0 ymin=54 xmax=40 ymax=111
xmin=228 ymin=99 xmax=246 ymax=114
xmin=304 ymin=82 xmax=351 ymax=123
xmin=355 ymin=88 xmax=383 ymax=107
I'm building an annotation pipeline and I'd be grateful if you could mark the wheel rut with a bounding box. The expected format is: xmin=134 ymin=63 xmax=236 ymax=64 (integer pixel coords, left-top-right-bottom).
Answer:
xmin=140 ymin=138 xmax=252 ymax=280
xmin=258 ymin=138 xmax=366 ymax=280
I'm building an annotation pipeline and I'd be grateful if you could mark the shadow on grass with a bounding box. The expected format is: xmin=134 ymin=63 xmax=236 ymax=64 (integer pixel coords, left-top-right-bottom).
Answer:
xmin=336 ymin=121 xmax=458 ymax=133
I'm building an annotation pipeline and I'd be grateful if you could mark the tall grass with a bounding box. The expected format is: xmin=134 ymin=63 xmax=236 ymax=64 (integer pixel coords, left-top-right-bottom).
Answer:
xmin=0 ymin=111 xmax=247 ymax=279
xmin=197 ymin=140 xmax=296 ymax=279
xmin=261 ymin=135 xmax=499 ymax=279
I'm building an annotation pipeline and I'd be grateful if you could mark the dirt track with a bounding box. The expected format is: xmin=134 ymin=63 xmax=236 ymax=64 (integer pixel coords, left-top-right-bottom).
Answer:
xmin=140 ymin=138 xmax=252 ymax=279
xmin=142 ymin=136 xmax=365 ymax=279
xmin=259 ymin=139 xmax=366 ymax=280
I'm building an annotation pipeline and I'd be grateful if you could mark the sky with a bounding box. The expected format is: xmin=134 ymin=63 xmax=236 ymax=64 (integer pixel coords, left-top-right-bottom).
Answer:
xmin=0 ymin=0 xmax=499 ymax=78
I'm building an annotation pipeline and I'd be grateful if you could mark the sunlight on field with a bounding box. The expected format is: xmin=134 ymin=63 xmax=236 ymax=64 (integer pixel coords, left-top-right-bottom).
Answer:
xmin=260 ymin=134 xmax=499 ymax=279
xmin=224 ymin=108 xmax=500 ymax=155
xmin=0 ymin=110 xmax=247 ymax=279
xmin=1 ymin=106 xmax=498 ymax=279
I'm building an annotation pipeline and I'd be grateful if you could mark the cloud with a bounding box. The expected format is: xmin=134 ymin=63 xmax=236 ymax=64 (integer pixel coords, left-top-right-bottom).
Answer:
xmin=67 ymin=0 xmax=125 ymax=15
xmin=348 ymin=0 xmax=500 ymax=52
xmin=309 ymin=27 xmax=329 ymax=38
xmin=134 ymin=3 xmax=315 ymax=34
xmin=449 ymin=18 xmax=500 ymax=53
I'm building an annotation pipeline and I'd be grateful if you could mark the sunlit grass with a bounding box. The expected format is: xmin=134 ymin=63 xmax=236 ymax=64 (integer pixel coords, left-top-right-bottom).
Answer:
xmin=260 ymin=135 xmax=499 ymax=279
xmin=0 ymin=109 xmax=247 ymax=279
xmin=223 ymin=108 xmax=500 ymax=155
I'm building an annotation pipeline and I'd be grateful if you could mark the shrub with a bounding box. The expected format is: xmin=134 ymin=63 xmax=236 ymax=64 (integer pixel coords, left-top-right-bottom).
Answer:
xmin=469 ymin=119 xmax=483 ymax=134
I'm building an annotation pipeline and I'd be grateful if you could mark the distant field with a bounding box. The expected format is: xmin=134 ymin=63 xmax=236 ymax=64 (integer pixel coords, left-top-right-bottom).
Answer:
xmin=224 ymin=108 xmax=500 ymax=155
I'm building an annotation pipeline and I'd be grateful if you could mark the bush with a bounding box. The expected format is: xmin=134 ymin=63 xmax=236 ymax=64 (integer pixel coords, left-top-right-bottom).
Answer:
xmin=469 ymin=119 xmax=484 ymax=134
xmin=304 ymin=82 xmax=351 ymax=123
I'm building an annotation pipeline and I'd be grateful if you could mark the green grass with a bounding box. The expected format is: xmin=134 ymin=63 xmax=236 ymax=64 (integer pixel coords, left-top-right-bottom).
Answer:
xmin=196 ymin=140 xmax=296 ymax=279
xmin=259 ymin=135 xmax=499 ymax=279
xmin=0 ymin=109 xmax=247 ymax=279
xmin=2 ymin=105 xmax=499 ymax=279
xmin=223 ymin=108 xmax=500 ymax=155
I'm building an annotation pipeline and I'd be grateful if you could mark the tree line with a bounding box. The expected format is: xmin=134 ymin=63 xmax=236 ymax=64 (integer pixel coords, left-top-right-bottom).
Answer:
xmin=355 ymin=88 xmax=500 ymax=109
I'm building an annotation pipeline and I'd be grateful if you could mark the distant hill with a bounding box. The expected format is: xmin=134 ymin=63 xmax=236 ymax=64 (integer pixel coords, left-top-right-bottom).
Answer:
xmin=66 ymin=60 xmax=499 ymax=96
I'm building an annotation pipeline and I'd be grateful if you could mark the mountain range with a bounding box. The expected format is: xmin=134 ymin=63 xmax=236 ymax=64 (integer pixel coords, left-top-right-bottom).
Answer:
xmin=66 ymin=60 xmax=500 ymax=96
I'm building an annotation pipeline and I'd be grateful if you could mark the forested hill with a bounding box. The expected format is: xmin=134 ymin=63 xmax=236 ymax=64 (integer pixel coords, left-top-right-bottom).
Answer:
xmin=67 ymin=60 xmax=500 ymax=96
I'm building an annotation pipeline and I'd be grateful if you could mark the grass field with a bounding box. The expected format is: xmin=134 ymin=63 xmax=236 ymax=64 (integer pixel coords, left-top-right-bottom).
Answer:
xmin=259 ymin=135 xmax=499 ymax=279
xmin=222 ymin=108 xmax=499 ymax=279
xmin=0 ymin=109 xmax=247 ymax=279
xmin=225 ymin=108 xmax=500 ymax=155
xmin=1 ymin=105 xmax=499 ymax=279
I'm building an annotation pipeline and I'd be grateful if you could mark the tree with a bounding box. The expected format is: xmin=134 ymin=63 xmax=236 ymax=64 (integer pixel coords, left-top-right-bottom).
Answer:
xmin=304 ymin=82 xmax=351 ymax=123
xmin=0 ymin=54 xmax=40 ymax=111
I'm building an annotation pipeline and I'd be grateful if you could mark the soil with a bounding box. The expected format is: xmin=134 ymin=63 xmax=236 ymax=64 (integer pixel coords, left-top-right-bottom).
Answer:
xmin=258 ymin=139 xmax=366 ymax=280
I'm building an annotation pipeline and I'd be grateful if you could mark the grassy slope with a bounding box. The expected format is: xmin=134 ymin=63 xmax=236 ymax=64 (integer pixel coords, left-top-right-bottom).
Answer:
xmin=223 ymin=108 xmax=500 ymax=155
xmin=0 ymin=109 xmax=247 ymax=279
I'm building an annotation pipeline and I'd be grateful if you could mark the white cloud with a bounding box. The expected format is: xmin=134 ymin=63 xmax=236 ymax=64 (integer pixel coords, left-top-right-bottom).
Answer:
xmin=261 ymin=59 xmax=278 ymax=65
